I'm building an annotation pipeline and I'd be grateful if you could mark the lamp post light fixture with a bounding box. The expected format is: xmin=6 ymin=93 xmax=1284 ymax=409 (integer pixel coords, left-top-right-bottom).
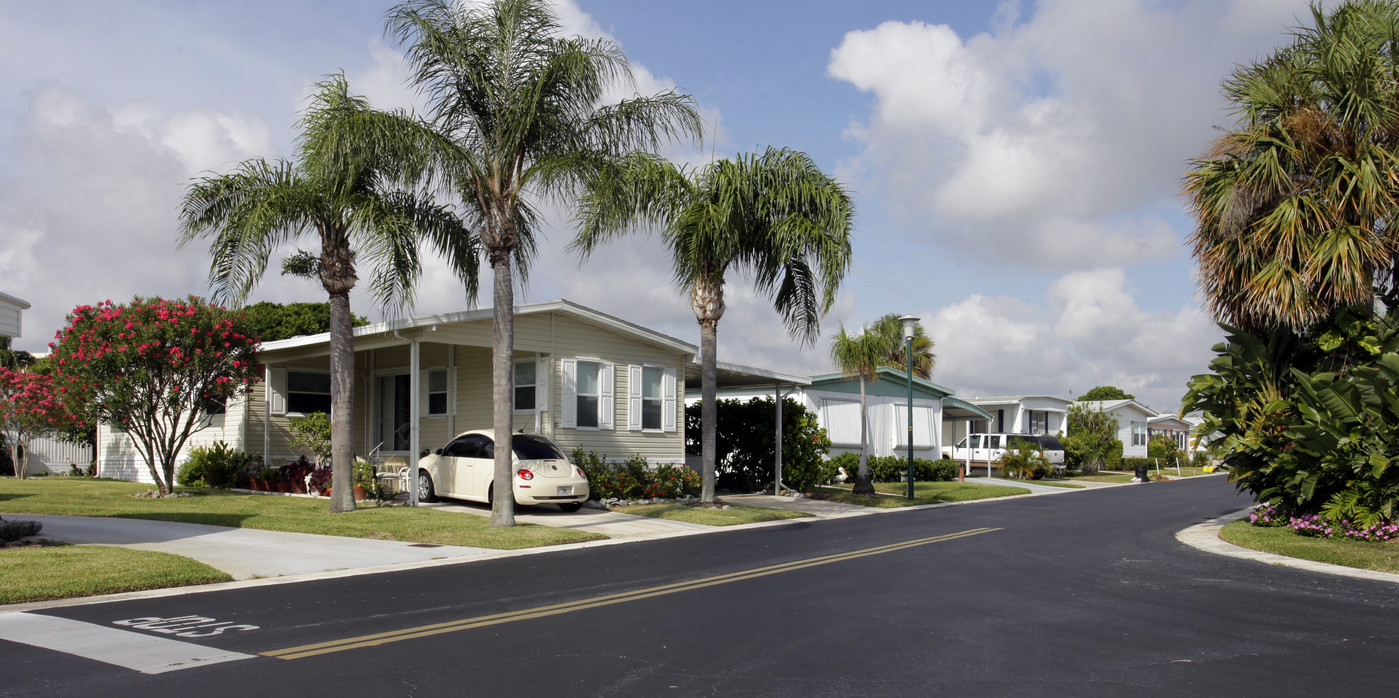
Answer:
xmin=900 ymin=315 xmax=918 ymax=500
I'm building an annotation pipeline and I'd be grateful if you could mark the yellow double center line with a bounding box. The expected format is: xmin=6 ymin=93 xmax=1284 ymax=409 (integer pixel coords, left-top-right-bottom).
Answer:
xmin=263 ymin=527 xmax=1000 ymax=660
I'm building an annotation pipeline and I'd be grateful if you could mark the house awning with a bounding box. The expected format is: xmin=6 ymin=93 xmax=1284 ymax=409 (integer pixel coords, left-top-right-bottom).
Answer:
xmin=683 ymin=359 xmax=811 ymax=392
xmin=942 ymin=396 xmax=994 ymax=422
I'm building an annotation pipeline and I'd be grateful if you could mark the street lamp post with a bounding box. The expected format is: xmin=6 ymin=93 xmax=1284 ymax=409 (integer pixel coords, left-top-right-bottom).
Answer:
xmin=900 ymin=315 xmax=918 ymax=500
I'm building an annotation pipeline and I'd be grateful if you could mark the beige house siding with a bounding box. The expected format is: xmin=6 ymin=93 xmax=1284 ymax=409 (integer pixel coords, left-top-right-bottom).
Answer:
xmin=96 ymin=392 xmax=253 ymax=483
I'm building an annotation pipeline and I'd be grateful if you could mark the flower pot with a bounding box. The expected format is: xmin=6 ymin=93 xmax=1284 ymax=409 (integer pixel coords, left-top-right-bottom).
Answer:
xmin=353 ymin=485 xmax=368 ymax=501
xmin=252 ymin=479 xmax=268 ymax=492
xmin=276 ymin=481 xmax=292 ymax=493
xmin=291 ymin=481 xmax=308 ymax=495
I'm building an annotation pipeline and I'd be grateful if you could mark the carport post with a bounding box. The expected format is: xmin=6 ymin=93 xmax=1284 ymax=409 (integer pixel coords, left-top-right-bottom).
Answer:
xmin=409 ymin=336 xmax=420 ymax=507
xmin=775 ymin=382 xmax=782 ymax=495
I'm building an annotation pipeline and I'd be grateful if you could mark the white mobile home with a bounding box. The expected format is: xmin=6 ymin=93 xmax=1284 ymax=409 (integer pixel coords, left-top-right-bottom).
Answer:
xmin=1074 ymin=399 xmax=1160 ymax=459
xmin=96 ymin=299 xmax=784 ymax=483
xmin=940 ymin=395 xmax=1071 ymax=450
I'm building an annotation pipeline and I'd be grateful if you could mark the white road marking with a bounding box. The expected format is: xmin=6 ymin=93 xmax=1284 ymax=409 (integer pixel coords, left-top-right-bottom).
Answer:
xmin=0 ymin=613 xmax=256 ymax=674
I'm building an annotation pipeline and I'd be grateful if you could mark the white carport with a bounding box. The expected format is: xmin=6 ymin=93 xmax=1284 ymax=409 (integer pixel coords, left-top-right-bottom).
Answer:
xmin=683 ymin=359 xmax=813 ymax=493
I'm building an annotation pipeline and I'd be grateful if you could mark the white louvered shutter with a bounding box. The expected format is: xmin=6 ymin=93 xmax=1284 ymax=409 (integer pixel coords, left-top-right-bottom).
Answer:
xmin=662 ymin=368 xmax=677 ymax=433
xmin=599 ymin=362 xmax=614 ymax=430
xmin=560 ymin=359 xmax=577 ymax=429
xmin=268 ymin=367 xmax=287 ymax=416
xmin=628 ymin=364 xmax=643 ymax=431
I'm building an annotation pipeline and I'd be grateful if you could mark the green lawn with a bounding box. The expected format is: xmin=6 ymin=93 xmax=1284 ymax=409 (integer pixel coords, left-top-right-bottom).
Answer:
xmin=0 ymin=545 xmax=232 ymax=605
xmin=612 ymin=503 xmax=810 ymax=526
xmin=0 ymin=478 xmax=604 ymax=549
xmin=812 ymin=481 xmax=1029 ymax=507
xmin=1032 ymin=480 xmax=1086 ymax=489
xmin=1219 ymin=520 xmax=1399 ymax=574
xmin=1065 ymin=473 xmax=1134 ymax=484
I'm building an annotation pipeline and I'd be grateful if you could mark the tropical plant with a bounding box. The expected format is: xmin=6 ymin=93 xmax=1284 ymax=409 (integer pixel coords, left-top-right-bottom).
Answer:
xmin=177 ymin=441 xmax=254 ymax=489
xmin=574 ymin=146 xmax=853 ymax=504
xmin=871 ymin=313 xmax=934 ymax=379
xmin=1079 ymin=386 xmax=1134 ymax=401
xmin=387 ymin=0 xmax=702 ymax=525
xmin=1183 ymin=0 xmax=1399 ymax=333
xmin=997 ymin=438 xmax=1053 ymax=480
xmin=46 ymin=297 xmax=261 ymax=495
xmin=1064 ymin=402 xmax=1119 ymax=475
xmin=288 ymin=411 xmax=334 ymax=467
xmin=828 ymin=325 xmax=895 ymax=495
xmin=179 ymin=74 xmax=477 ymax=513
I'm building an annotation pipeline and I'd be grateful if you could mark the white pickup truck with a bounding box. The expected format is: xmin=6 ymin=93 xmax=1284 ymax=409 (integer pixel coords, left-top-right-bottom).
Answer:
xmin=943 ymin=433 xmax=1065 ymax=466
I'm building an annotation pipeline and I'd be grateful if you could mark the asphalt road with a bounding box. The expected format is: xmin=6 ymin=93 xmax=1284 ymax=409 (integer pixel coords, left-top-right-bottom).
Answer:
xmin=4 ymin=477 xmax=1399 ymax=696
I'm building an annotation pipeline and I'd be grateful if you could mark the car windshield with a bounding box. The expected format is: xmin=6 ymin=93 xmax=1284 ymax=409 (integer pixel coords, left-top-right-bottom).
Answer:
xmin=1036 ymin=435 xmax=1064 ymax=450
xmin=511 ymin=434 xmax=567 ymax=461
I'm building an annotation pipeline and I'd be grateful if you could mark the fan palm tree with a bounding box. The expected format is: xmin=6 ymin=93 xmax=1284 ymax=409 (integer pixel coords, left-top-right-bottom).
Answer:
xmin=573 ymin=147 xmax=855 ymax=503
xmin=385 ymin=0 xmax=702 ymax=526
xmin=871 ymin=313 xmax=934 ymax=379
xmin=179 ymin=74 xmax=477 ymax=513
xmin=1183 ymin=0 xmax=1399 ymax=333
xmin=829 ymin=324 xmax=894 ymax=495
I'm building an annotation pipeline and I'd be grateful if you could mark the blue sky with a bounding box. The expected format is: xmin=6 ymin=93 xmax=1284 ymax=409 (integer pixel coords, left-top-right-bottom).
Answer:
xmin=0 ymin=0 xmax=1326 ymax=412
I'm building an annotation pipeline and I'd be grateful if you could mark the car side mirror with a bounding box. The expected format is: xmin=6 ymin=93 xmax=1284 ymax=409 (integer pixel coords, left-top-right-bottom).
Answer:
xmin=434 ymin=448 xmax=443 ymax=456
xmin=421 ymin=449 xmax=430 ymax=458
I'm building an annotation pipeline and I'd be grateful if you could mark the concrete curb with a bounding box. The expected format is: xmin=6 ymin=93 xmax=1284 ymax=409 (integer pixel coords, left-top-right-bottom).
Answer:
xmin=1176 ymin=508 xmax=1399 ymax=585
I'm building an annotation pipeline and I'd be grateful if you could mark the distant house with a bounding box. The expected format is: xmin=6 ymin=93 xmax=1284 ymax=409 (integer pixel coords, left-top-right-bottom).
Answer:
xmin=0 ymin=291 xmax=29 ymax=340
xmin=707 ymin=367 xmax=992 ymax=461
xmin=940 ymin=395 xmax=1072 ymax=449
xmin=96 ymin=299 xmax=788 ymax=484
xmin=1075 ymin=399 xmax=1160 ymax=458
xmin=1147 ymin=414 xmax=1192 ymax=452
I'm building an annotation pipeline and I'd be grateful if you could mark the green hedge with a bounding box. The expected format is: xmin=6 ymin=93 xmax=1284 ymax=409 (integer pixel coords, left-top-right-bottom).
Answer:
xmin=828 ymin=452 xmax=958 ymax=483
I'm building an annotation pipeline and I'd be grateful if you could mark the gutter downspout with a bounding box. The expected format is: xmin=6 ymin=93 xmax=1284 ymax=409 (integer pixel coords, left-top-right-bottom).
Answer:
xmin=395 ymin=330 xmax=420 ymax=507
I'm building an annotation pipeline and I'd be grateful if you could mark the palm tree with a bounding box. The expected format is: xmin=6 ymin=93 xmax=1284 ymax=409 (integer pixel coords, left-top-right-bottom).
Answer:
xmin=385 ymin=0 xmax=702 ymax=526
xmin=829 ymin=324 xmax=894 ymax=495
xmin=179 ymin=74 xmax=477 ymax=513
xmin=871 ymin=313 xmax=934 ymax=379
xmin=573 ymin=147 xmax=855 ymax=503
xmin=1183 ymin=1 xmax=1399 ymax=332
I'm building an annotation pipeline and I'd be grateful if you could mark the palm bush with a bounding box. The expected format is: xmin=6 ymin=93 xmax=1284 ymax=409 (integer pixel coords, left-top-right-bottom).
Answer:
xmin=997 ymin=439 xmax=1053 ymax=480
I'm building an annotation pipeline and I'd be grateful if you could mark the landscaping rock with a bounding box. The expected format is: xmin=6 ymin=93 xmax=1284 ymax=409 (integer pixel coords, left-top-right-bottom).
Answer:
xmin=0 ymin=517 xmax=43 ymax=542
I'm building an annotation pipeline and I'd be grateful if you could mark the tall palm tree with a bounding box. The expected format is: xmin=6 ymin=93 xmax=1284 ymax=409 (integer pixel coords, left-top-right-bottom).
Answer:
xmin=830 ymin=324 xmax=894 ymax=496
xmin=385 ymin=0 xmax=702 ymax=526
xmin=179 ymin=74 xmax=477 ymax=513
xmin=574 ymin=147 xmax=855 ymax=503
xmin=871 ymin=313 xmax=934 ymax=379
xmin=1183 ymin=0 xmax=1399 ymax=332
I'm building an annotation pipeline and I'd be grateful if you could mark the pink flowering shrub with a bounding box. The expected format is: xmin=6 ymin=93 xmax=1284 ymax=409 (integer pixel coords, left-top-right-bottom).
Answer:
xmin=47 ymin=296 xmax=261 ymax=495
xmin=0 ymin=369 xmax=78 ymax=478
xmin=1249 ymin=501 xmax=1399 ymax=542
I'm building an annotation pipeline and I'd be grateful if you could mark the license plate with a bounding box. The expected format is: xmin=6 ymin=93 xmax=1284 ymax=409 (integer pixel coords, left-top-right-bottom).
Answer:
xmin=557 ymin=486 xmax=573 ymax=496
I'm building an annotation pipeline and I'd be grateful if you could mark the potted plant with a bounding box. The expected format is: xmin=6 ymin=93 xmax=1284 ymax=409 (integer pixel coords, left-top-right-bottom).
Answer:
xmin=254 ymin=467 xmax=278 ymax=492
xmin=280 ymin=456 xmax=315 ymax=494
xmin=308 ymin=467 xmax=332 ymax=496
xmin=353 ymin=459 xmax=377 ymax=501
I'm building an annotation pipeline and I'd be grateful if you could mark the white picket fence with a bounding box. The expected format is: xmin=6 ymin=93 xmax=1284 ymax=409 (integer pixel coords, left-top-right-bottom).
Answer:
xmin=7 ymin=436 xmax=94 ymax=475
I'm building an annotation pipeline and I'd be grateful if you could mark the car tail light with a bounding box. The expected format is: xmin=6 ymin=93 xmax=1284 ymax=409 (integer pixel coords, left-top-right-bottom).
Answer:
xmin=516 ymin=468 xmax=534 ymax=481
xmin=575 ymin=467 xmax=586 ymax=478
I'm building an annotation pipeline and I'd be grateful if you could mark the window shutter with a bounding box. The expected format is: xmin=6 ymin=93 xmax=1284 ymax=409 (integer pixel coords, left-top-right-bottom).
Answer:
xmin=419 ymin=369 xmax=430 ymax=415
xmin=560 ymin=360 xmax=577 ymax=429
xmin=628 ymin=365 xmax=643 ymax=431
xmin=535 ymin=357 xmax=548 ymax=412
xmin=268 ymin=367 xmax=287 ymax=416
xmin=599 ymin=362 xmax=614 ymax=430
xmin=662 ymin=368 xmax=677 ymax=433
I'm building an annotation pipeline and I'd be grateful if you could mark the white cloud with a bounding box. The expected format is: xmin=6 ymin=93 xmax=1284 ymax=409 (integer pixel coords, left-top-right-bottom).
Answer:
xmin=828 ymin=0 xmax=1315 ymax=269
xmin=924 ymin=267 xmax=1221 ymax=414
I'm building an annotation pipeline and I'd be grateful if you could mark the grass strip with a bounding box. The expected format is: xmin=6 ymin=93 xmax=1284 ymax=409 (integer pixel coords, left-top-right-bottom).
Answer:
xmin=0 ymin=478 xmax=604 ymax=549
xmin=1219 ymin=520 xmax=1399 ymax=574
xmin=0 ymin=545 xmax=232 ymax=604
xmin=812 ymin=481 xmax=1029 ymax=507
xmin=611 ymin=503 xmax=810 ymax=526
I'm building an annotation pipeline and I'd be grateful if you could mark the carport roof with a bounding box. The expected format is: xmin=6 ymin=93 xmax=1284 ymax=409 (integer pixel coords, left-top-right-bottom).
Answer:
xmin=943 ymin=396 xmax=994 ymax=422
xmin=683 ymin=359 xmax=811 ymax=392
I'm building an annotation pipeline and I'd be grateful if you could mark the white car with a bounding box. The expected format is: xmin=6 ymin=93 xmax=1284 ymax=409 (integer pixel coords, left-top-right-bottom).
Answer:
xmin=944 ymin=433 xmax=1066 ymax=467
xmin=415 ymin=430 xmax=590 ymax=511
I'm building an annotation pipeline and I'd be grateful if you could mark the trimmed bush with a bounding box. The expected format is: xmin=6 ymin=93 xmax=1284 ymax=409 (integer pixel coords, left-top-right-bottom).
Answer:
xmin=570 ymin=448 xmax=700 ymax=501
xmin=176 ymin=441 xmax=253 ymax=489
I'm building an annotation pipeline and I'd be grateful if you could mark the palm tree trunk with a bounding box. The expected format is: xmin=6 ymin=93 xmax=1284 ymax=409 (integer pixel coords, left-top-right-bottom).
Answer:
xmin=853 ymin=375 xmax=875 ymax=495
xmin=692 ymin=277 xmax=725 ymax=504
xmin=327 ymin=288 xmax=356 ymax=513
xmin=489 ymin=243 xmax=516 ymax=528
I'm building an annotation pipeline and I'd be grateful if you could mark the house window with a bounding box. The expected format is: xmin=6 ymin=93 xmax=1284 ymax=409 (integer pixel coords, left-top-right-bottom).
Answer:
xmin=997 ymin=409 xmax=1005 ymax=432
xmin=641 ymin=366 xmax=663 ymax=430
xmin=514 ymin=361 xmax=536 ymax=411
xmin=1029 ymin=411 xmax=1046 ymax=434
xmin=201 ymin=395 xmax=226 ymax=416
xmin=576 ymin=361 xmax=601 ymax=428
xmin=287 ymin=371 xmax=331 ymax=415
xmin=1131 ymin=421 xmax=1147 ymax=446
xmin=427 ymin=369 xmax=449 ymax=416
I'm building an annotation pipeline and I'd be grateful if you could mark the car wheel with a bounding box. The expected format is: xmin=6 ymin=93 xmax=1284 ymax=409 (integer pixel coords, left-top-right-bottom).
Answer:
xmin=557 ymin=502 xmax=583 ymax=513
xmin=417 ymin=470 xmax=438 ymax=503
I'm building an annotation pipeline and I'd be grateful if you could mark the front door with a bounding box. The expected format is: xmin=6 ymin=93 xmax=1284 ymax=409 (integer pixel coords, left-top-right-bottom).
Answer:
xmin=377 ymin=374 xmax=411 ymax=454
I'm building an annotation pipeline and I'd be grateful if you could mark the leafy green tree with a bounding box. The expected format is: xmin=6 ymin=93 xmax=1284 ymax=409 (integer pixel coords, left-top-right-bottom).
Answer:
xmin=574 ymin=147 xmax=853 ymax=503
xmin=829 ymin=325 xmax=894 ymax=495
xmin=1147 ymin=434 xmax=1183 ymax=468
xmin=387 ymin=0 xmax=701 ymax=525
xmin=1064 ymin=402 xmax=1119 ymax=475
xmin=683 ymin=397 xmax=832 ymax=493
xmin=179 ymin=75 xmax=476 ymax=513
xmin=0 ymin=337 xmax=35 ymax=371
xmin=1184 ymin=1 xmax=1399 ymax=332
xmin=1079 ymin=386 xmax=1134 ymax=401
xmin=46 ymin=297 xmax=261 ymax=495
xmin=243 ymin=302 xmax=368 ymax=342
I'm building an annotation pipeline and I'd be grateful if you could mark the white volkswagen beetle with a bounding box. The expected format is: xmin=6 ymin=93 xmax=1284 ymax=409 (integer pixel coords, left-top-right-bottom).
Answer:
xmin=415 ymin=430 xmax=590 ymax=511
